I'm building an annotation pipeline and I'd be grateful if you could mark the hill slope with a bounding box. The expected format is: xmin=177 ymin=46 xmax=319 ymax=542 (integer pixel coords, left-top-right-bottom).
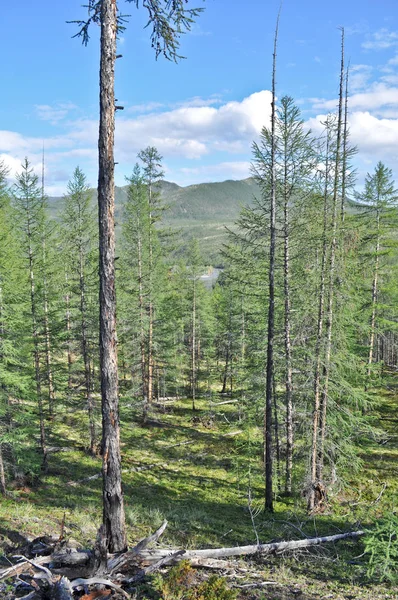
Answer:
xmin=48 ymin=177 xmax=260 ymax=264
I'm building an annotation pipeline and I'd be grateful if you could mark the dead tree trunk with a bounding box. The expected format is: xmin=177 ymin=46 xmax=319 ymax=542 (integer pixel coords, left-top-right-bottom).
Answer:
xmin=264 ymin=13 xmax=280 ymax=512
xmin=316 ymin=29 xmax=345 ymax=486
xmin=308 ymin=118 xmax=332 ymax=512
xmin=282 ymin=119 xmax=293 ymax=496
xmin=98 ymin=0 xmax=127 ymax=553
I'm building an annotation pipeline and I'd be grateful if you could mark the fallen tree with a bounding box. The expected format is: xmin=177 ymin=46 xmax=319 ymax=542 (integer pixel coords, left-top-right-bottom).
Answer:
xmin=0 ymin=520 xmax=365 ymax=599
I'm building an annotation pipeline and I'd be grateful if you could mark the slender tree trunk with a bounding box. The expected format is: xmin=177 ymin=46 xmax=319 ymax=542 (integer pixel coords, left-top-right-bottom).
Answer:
xmin=221 ymin=343 xmax=230 ymax=394
xmin=147 ymin=182 xmax=154 ymax=409
xmin=137 ymin=232 xmax=148 ymax=420
xmin=0 ymin=441 xmax=6 ymax=496
xmin=28 ymin=229 xmax=47 ymax=469
xmin=65 ymin=271 xmax=73 ymax=389
xmin=316 ymin=29 xmax=345 ymax=486
xmin=41 ymin=157 xmax=56 ymax=418
xmin=273 ymin=374 xmax=281 ymax=494
xmin=264 ymin=14 xmax=280 ymax=512
xmin=191 ymin=275 xmax=196 ymax=410
xmin=42 ymin=264 xmax=55 ymax=418
xmin=308 ymin=122 xmax=332 ymax=512
xmin=98 ymin=0 xmax=127 ymax=553
xmin=80 ymin=247 xmax=96 ymax=454
xmin=367 ymin=206 xmax=380 ymax=376
xmin=340 ymin=66 xmax=349 ymax=224
xmin=0 ymin=284 xmax=6 ymax=495
xmin=283 ymin=121 xmax=294 ymax=497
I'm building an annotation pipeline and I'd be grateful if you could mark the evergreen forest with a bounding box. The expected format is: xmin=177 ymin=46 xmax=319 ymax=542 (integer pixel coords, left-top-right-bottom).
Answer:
xmin=0 ymin=3 xmax=397 ymax=600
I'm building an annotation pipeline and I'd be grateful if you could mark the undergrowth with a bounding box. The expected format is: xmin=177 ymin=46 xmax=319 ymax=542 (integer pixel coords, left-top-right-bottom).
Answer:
xmin=0 ymin=390 xmax=397 ymax=599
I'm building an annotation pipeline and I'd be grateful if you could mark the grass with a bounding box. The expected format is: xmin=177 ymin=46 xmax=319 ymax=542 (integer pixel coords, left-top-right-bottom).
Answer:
xmin=0 ymin=389 xmax=397 ymax=599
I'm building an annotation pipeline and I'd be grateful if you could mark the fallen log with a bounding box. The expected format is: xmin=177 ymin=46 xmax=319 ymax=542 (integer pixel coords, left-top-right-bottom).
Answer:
xmin=124 ymin=529 xmax=365 ymax=566
xmin=1 ymin=524 xmax=366 ymax=592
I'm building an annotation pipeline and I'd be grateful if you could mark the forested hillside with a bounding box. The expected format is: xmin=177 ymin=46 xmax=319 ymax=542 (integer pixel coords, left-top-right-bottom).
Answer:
xmin=1 ymin=4 xmax=398 ymax=600
xmin=48 ymin=177 xmax=260 ymax=264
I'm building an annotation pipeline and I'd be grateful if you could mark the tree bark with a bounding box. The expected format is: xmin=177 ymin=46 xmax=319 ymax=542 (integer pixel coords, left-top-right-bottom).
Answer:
xmin=264 ymin=12 xmax=280 ymax=512
xmin=98 ymin=0 xmax=127 ymax=553
xmin=282 ymin=112 xmax=293 ymax=496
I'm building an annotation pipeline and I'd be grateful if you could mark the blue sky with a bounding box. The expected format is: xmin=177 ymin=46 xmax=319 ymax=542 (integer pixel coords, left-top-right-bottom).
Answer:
xmin=1 ymin=0 xmax=398 ymax=195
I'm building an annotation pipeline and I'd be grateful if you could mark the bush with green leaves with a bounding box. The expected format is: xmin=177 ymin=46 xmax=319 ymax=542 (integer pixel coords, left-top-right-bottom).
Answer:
xmin=364 ymin=512 xmax=398 ymax=583
xmin=146 ymin=560 xmax=238 ymax=600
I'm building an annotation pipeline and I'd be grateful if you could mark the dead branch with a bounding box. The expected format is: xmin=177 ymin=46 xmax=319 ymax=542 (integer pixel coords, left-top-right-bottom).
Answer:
xmin=211 ymin=400 xmax=239 ymax=406
xmin=234 ymin=581 xmax=278 ymax=589
xmin=108 ymin=520 xmax=168 ymax=573
xmin=0 ymin=555 xmax=50 ymax=580
xmin=70 ymin=577 xmax=129 ymax=598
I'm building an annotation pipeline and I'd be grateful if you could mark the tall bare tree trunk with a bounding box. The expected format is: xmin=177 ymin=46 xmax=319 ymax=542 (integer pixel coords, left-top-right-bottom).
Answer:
xmin=98 ymin=0 xmax=127 ymax=553
xmin=282 ymin=117 xmax=293 ymax=497
xmin=340 ymin=66 xmax=349 ymax=224
xmin=308 ymin=120 xmax=332 ymax=512
xmin=264 ymin=13 xmax=280 ymax=512
xmin=316 ymin=28 xmax=345 ymax=486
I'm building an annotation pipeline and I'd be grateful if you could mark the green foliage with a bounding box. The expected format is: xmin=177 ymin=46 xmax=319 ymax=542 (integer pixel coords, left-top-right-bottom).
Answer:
xmin=364 ymin=513 xmax=398 ymax=583
xmin=150 ymin=561 xmax=237 ymax=600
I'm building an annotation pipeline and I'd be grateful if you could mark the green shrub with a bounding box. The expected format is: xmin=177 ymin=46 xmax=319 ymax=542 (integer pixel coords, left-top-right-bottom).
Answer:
xmin=364 ymin=512 xmax=398 ymax=583
xmin=150 ymin=560 xmax=238 ymax=600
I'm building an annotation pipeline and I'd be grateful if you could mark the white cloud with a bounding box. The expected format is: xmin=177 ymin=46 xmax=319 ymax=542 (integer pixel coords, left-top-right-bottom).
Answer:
xmin=114 ymin=90 xmax=272 ymax=162
xmin=0 ymin=91 xmax=273 ymax=192
xmin=35 ymin=102 xmax=77 ymax=124
xmin=349 ymin=64 xmax=373 ymax=92
xmin=362 ymin=28 xmax=398 ymax=50
xmin=307 ymin=111 xmax=398 ymax=162
xmin=311 ymin=82 xmax=398 ymax=113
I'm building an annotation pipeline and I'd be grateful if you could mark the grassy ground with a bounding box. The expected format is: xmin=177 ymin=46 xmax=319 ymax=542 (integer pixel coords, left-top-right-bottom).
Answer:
xmin=0 ymin=389 xmax=397 ymax=599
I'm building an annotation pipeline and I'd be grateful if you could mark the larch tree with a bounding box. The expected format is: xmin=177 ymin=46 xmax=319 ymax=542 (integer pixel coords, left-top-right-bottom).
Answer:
xmin=12 ymin=159 xmax=48 ymax=469
xmin=71 ymin=0 xmax=204 ymax=551
xmin=137 ymin=146 xmax=165 ymax=413
xmin=356 ymin=163 xmax=398 ymax=379
xmin=254 ymin=12 xmax=280 ymax=513
xmin=60 ymin=167 xmax=99 ymax=454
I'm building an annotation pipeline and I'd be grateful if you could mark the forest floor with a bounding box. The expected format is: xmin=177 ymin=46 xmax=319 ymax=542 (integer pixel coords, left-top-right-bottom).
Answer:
xmin=0 ymin=385 xmax=397 ymax=599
